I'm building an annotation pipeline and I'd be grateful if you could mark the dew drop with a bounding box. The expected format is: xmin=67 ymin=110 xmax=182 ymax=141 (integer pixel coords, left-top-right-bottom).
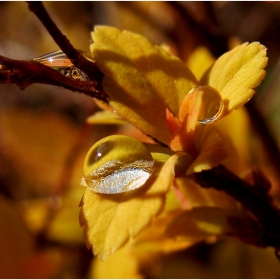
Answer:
xmin=188 ymin=86 xmax=223 ymax=124
xmin=32 ymin=50 xmax=94 ymax=81
xmin=83 ymin=135 xmax=154 ymax=194
xmin=33 ymin=50 xmax=72 ymax=68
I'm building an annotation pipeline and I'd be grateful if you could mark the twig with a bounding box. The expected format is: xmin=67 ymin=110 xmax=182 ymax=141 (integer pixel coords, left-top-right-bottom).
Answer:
xmin=27 ymin=1 xmax=104 ymax=83
xmin=0 ymin=55 xmax=107 ymax=100
xmin=194 ymin=165 xmax=280 ymax=249
xmin=246 ymin=101 xmax=280 ymax=179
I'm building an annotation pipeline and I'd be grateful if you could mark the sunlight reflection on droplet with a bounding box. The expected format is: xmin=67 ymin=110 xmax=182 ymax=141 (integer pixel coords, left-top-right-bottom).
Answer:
xmin=188 ymin=86 xmax=223 ymax=124
xmin=32 ymin=50 xmax=93 ymax=81
xmin=83 ymin=135 xmax=154 ymax=194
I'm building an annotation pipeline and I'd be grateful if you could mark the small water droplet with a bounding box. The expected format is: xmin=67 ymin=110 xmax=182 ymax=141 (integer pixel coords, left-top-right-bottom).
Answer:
xmin=83 ymin=135 xmax=154 ymax=194
xmin=33 ymin=50 xmax=72 ymax=68
xmin=60 ymin=66 xmax=89 ymax=81
xmin=188 ymin=86 xmax=223 ymax=124
xmin=33 ymin=50 xmax=93 ymax=81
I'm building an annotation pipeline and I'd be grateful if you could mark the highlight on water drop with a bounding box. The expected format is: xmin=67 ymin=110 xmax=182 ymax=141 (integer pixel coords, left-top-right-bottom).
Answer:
xmin=83 ymin=135 xmax=154 ymax=194
xmin=188 ymin=86 xmax=223 ymax=124
xmin=32 ymin=50 xmax=94 ymax=82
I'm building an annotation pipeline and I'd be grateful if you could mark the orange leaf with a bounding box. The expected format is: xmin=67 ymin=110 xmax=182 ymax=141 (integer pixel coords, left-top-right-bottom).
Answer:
xmin=169 ymin=89 xmax=203 ymax=155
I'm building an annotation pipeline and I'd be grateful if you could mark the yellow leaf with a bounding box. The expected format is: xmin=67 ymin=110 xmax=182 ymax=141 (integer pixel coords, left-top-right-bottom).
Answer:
xmin=91 ymin=26 xmax=198 ymax=144
xmin=79 ymin=153 xmax=179 ymax=259
xmin=187 ymin=130 xmax=228 ymax=174
xmin=186 ymin=46 xmax=215 ymax=80
xmin=18 ymin=198 xmax=50 ymax=234
xmin=174 ymin=177 xmax=241 ymax=211
xmin=46 ymin=186 xmax=85 ymax=245
xmin=90 ymin=246 xmax=142 ymax=279
xmin=145 ymin=143 xmax=175 ymax=164
xmin=133 ymin=210 xmax=195 ymax=255
xmin=201 ymin=42 xmax=267 ymax=118
xmin=86 ymin=110 xmax=127 ymax=125
xmin=216 ymin=107 xmax=253 ymax=176
xmin=166 ymin=207 xmax=238 ymax=241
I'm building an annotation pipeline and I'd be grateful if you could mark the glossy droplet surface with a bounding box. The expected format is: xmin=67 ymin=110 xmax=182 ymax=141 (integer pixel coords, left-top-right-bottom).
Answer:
xmin=83 ymin=135 xmax=154 ymax=194
xmin=32 ymin=50 xmax=94 ymax=81
xmin=188 ymin=86 xmax=223 ymax=124
xmin=33 ymin=50 xmax=72 ymax=68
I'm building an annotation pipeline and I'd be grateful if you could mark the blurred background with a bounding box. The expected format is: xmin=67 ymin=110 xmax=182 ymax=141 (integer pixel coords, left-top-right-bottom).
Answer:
xmin=0 ymin=1 xmax=280 ymax=278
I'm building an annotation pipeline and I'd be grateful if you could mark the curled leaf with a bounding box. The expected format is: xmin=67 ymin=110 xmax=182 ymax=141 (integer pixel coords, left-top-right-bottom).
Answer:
xmin=174 ymin=177 xmax=241 ymax=211
xmin=186 ymin=46 xmax=215 ymax=80
xmin=168 ymin=88 xmax=203 ymax=154
xmin=187 ymin=130 xmax=229 ymax=174
xmin=166 ymin=207 xmax=238 ymax=241
xmin=90 ymin=246 xmax=142 ymax=279
xmin=133 ymin=210 xmax=194 ymax=254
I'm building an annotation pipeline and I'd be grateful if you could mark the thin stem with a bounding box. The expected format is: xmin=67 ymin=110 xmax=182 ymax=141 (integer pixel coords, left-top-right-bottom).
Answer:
xmin=246 ymin=101 xmax=280 ymax=179
xmin=0 ymin=55 xmax=107 ymax=100
xmin=27 ymin=1 xmax=104 ymax=83
xmin=194 ymin=165 xmax=280 ymax=249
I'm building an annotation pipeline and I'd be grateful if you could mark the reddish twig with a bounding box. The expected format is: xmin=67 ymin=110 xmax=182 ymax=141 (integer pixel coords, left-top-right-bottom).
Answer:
xmin=246 ymin=101 xmax=280 ymax=180
xmin=0 ymin=2 xmax=107 ymax=100
xmin=0 ymin=55 xmax=107 ymax=100
xmin=194 ymin=165 xmax=280 ymax=249
xmin=27 ymin=1 xmax=104 ymax=83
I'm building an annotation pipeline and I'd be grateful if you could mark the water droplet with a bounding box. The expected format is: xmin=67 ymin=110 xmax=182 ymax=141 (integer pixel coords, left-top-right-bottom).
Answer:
xmin=83 ymin=135 xmax=154 ymax=194
xmin=60 ymin=66 xmax=89 ymax=81
xmin=188 ymin=86 xmax=223 ymax=124
xmin=33 ymin=50 xmax=72 ymax=68
xmin=33 ymin=50 xmax=93 ymax=81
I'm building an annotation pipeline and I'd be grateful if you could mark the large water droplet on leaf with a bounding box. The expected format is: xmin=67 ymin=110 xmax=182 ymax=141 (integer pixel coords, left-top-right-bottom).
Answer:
xmin=83 ymin=135 xmax=154 ymax=194
xmin=188 ymin=86 xmax=223 ymax=124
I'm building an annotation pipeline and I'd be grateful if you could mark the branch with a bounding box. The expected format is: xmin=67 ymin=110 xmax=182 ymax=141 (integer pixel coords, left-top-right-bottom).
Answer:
xmin=246 ymin=101 xmax=280 ymax=179
xmin=194 ymin=165 xmax=280 ymax=249
xmin=0 ymin=55 xmax=107 ymax=100
xmin=27 ymin=1 xmax=104 ymax=83
xmin=0 ymin=2 xmax=108 ymax=100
